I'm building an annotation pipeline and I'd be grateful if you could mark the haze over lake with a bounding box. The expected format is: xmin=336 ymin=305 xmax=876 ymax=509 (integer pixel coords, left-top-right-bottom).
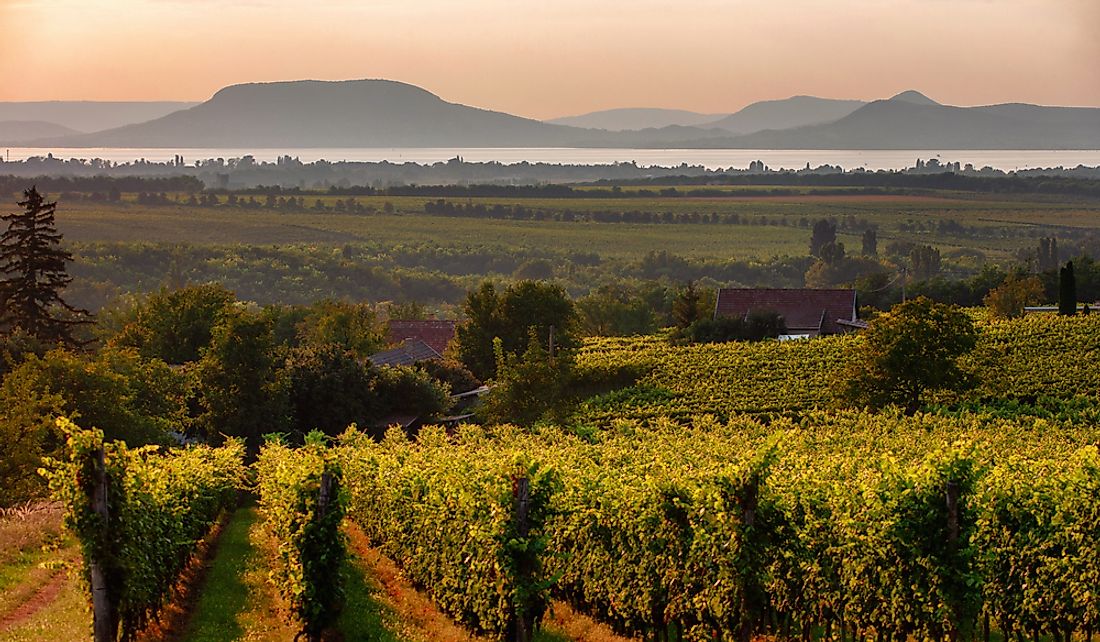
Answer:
xmin=6 ymin=147 xmax=1100 ymax=171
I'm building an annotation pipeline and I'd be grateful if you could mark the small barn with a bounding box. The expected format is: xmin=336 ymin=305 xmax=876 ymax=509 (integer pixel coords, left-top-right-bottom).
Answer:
xmin=714 ymin=288 xmax=864 ymax=338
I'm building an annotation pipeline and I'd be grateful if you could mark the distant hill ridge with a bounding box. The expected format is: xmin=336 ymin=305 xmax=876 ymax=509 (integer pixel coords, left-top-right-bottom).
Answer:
xmin=0 ymin=101 xmax=198 ymax=134
xmin=41 ymin=79 xmax=592 ymax=148
xmin=548 ymin=108 xmax=728 ymax=131
xmin=25 ymin=79 xmax=1100 ymax=150
xmin=0 ymin=120 xmax=82 ymax=143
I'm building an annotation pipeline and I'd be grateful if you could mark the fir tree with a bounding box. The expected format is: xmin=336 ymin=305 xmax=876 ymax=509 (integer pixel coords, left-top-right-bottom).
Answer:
xmin=0 ymin=187 xmax=90 ymax=345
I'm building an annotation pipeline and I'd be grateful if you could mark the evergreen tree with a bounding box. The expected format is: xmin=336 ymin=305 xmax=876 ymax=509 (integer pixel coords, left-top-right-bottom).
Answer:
xmin=0 ymin=187 xmax=90 ymax=346
xmin=1059 ymin=261 xmax=1077 ymax=316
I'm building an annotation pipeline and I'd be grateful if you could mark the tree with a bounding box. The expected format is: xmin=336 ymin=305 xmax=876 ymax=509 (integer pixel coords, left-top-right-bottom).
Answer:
xmin=838 ymin=297 xmax=978 ymax=414
xmin=672 ymin=281 xmax=704 ymax=329
xmin=983 ymin=274 xmax=1044 ymax=319
xmin=454 ymin=281 xmax=576 ymax=380
xmin=809 ymin=219 xmax=837 ymax=257
xmin=1059 ymin=261 xmax=1077 ymax=316
xmin=576 ymin=286 xmax=657 ymax=337
xmin=296 ymin=299 xmax=386 ymax=359
xmin=686 ymin=311 xmax=786 ymax=344
xmin=283 ymin=343 xmax=378 ymax=438
xmin=108 ymin=284 xmax=237 ymax=363
xmin=0 ymin=347 xmax=185 ymax=504
xmin=479 ymin=333 xmax=572 ymax=427
xmin=193 ymin=311 xmax=288 ymax=454
xmin=819 ymin=241 xmax=846 ymax=266
xmin=909 ymin=245 xmax=942 ymax=281
xmin=1038 ymin=237 xmax=1059 ymax=272
xmin=862 ymin=228 xmax=878 ymax=257
xmin=0 ymin=187 xmax=90 ymax=345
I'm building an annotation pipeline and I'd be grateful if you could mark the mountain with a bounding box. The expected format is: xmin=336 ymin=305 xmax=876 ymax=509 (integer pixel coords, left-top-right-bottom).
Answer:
xmin=547 ymin=108 xmax=727 ymax=131
xmin=703 ymin=96 xmax=866 ymax=134
xmin=0 ymin=120 xmax=82 ymax=143
xmin=888 ymin=90 xmax=940 ymax=106
xmin=27 ymin=81 xmax=1100 ymax=150
xmin=0 ymin=102 xmax=197 ymax=134
xmin=41 ymin=80 xmax=594 ymax=148
xmin=718 ymin=99 xmax=1100 ymax=149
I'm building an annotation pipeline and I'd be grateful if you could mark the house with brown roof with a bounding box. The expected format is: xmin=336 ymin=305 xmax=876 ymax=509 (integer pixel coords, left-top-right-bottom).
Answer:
xmin=714 ymin=288 xmax=865 ymax=338
xmin=386 ymin=319 xmax=456 ymax=355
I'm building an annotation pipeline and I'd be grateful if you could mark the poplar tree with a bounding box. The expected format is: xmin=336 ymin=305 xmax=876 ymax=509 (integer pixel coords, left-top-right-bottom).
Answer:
xmin=0 ymin=187 xmax=90 ymax=345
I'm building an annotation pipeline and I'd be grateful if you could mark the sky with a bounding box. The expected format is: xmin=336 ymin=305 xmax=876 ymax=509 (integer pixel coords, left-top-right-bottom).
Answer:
xmin=1 ymin=0 xmax=1098 ymax=120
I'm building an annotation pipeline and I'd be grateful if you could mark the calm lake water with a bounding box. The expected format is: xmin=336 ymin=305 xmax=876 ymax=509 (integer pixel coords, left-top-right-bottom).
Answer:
xmin=5 ymin=147 xmax=1100 ymax=171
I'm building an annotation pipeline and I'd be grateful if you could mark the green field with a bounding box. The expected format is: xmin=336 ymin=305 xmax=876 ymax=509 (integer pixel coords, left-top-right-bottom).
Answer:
xmin=55 ymin=191 xmax=1100 ymax=262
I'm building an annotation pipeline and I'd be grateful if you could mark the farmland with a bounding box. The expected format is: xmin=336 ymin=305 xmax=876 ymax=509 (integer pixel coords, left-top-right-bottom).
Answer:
xmin=35 ymin=188 xmax=1100 ymax=311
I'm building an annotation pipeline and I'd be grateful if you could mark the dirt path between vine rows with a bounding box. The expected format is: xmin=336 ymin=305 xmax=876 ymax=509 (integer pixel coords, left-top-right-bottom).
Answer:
xmin=0 ymin=567 xmax=69 ymax=632
xmin=345 ymin=525 xmax=637 ymax=642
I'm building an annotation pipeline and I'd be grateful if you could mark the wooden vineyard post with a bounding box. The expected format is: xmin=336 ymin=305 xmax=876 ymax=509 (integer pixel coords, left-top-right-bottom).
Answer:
xmin=513 ymin=477 xmax=533 ymax=642
xmin=739 ymin=475 xmax=759 ymax=642
xmin=88 ymin=447 xmax=117 ymax=642
xmin=318 ymin=471 xmax=333 ymax=519
xmin=945 ymin=480 xmax=961 ymax=642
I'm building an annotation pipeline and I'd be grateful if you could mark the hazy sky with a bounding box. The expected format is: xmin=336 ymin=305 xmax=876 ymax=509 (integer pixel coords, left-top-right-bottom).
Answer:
xmin=2 ymin=0 xmax=1098 ymax=119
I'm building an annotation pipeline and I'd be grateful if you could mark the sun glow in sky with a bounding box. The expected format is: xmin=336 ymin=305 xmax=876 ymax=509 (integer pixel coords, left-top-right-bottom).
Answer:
xmin=1 ymin=0 xmax=1098 ymax=119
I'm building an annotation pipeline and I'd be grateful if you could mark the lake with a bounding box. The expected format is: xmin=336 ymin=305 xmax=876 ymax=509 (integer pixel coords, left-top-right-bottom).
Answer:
xmin=4 ymin=147 xmax=1100 ymax=171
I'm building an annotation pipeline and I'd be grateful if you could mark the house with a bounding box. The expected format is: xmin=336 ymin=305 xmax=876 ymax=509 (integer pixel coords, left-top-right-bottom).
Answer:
xmin=714 ymin=288 xmax=864 ymax=338
xmin=367 ymin=339 xmax=441 ymax=367
xmin=386 ymin=319 xmax=457 ymax=356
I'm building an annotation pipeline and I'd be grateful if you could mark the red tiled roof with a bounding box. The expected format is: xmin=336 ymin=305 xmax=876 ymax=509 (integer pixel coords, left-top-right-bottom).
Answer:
xmin=714 ymin=288 xmax=857 ymax=335
xmin=386 ymin=319 xmax=456 ymax=355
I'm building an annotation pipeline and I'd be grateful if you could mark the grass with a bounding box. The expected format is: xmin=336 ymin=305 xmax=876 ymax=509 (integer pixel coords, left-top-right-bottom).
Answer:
xmin=176 ymin=507 xmax=258 ymax=642
xmin=0 ymin=571 xmax=87 ymax=642
xmin=178 ymin=506 xmax=301 ymax=642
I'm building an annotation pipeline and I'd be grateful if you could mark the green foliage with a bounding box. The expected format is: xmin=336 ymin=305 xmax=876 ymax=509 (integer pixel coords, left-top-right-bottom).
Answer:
xmin=108 ymin=284 xmax=236 ymax=364
xmin=295 ymin=299 xmax=386 ymax=359
xmin=254 ymin=436 xmax=347 ymax=641
xmin=838 ymin=297 xmax=979 ymax=414
xmin=0 ymin=348 xmax=186 ymax=505
xmin=671 ymin=281 xmax=703 ymax=330
xmin=193 ymin=311 xmax=287 ymax=453
xmin=682 ymin=310 xmax=786 ymax=344
xmin=283 ymin=343 xmax=378 ymax=438
xmin=373 ymin=363 xmax=451 ymax=421
xmin=575 ymin=285 xmax=657 ymax=337
xmin=454 ymin=280 xmax=577 ymax=380
xmin=481 ymin=333 xmax=573 ymax=427
xmin=415 ymin=357 xmax=481 ymax=395
xmin=41 ymin=419 xmax=245 ymax=640
xmin=339 ymin=425 xmax=559 ymax=639
xmin=983 ymin=273 xmax=1044 ymax=318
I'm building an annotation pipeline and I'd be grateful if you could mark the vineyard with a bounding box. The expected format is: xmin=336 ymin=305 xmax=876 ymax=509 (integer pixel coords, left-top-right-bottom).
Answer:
xmin=573 ymin=313 xmax=1100 ymax=421
xmin=8 ymin=313 xmax=1100 ymax=641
